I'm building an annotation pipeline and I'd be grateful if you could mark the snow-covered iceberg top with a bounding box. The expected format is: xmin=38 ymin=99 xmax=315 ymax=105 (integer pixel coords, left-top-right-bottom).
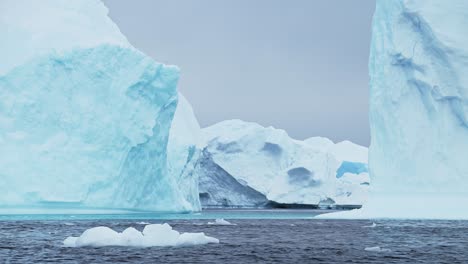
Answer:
xmin=63 ymin=223 xmax=219 ymax=247
xmin=0 ymin=0 xmax=130 ymax=75
xmin=199 ymin=119 xmax=369 ymax=206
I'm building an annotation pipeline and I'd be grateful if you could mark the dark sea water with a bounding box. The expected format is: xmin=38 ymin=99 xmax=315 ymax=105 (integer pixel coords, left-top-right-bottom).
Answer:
xmin=1 ymin=210 xmax=468 ymax=263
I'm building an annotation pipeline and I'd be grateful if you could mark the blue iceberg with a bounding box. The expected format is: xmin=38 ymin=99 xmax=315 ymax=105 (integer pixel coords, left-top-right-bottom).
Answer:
xmin=0 ymin=0 xmax=201 ymax=212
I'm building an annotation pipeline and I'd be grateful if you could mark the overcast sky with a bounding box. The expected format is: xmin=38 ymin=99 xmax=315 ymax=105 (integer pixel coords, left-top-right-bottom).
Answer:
xmin=103 ymin=0 xmax=375 ymax=146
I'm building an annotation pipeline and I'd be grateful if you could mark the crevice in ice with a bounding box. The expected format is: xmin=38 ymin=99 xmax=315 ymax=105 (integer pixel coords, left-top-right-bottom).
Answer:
xmin=261 ymin=142 xmax=283 ymax=156
xmin=394 ymin=10 xmax=468 ymax=129
xmin=215 ymin=141 xmax=243 ymax=154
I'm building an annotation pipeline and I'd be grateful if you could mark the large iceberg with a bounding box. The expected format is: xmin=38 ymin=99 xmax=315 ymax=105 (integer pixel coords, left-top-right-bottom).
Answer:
xmin=0 ymin=0 xmax=200 ymax=211
xmin=320 ymin=0 xmax=468 ymax=219
xmin=197 ymin=120 xmax=369 ymax=208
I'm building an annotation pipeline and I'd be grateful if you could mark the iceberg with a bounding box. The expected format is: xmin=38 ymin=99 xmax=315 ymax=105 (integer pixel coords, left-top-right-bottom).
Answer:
xmin=197 ymin=120 xmax=369 ymax=208
xmin=63 ymin=223 xmax=219 ymax=247
xmin=0 ymin=0 xmax=200 ymax=212
xmin=319 ymin=0 xmax=468 ymax=219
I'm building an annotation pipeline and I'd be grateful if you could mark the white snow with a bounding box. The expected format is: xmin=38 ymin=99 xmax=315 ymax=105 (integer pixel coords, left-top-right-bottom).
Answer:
xmin=63 ymin=223 xmax=219 ymax=247
xmin=207 ymin=219 xmax=236 ymax=226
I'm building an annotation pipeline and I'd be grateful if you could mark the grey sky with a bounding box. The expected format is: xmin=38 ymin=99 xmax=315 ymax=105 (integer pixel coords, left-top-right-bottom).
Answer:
xmin=103 ymin=0 xmax=375 ymax=146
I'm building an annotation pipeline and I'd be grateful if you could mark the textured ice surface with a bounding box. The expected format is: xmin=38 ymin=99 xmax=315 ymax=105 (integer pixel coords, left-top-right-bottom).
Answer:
xmin=167 ymin=93 xmax=203 ymax=211
xmin=199 ymin=120 xmax=369 ymax=206
xmin=197 ymin=149 xmax=269 ymax=208
xmin=63 ymin=223 xmax=219 ymax=247
xmin=0 ymin=0 xmax=200 ymax=212
xmin=0 ymin=0 xmax=130 ymax=75
xmin=320 ymin=0 xmax=468 ymax=219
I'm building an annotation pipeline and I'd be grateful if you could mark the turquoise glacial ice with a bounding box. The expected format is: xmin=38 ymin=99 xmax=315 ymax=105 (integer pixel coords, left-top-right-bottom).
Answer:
xmin=320 ymin=0 xmax=468 ymax=219
xmin=0 ymin=0 xmax=201 ymax=212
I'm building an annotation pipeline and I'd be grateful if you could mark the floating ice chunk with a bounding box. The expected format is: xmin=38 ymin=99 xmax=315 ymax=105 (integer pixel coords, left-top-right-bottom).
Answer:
xmin=364 ymin=246 xmax=391 ymax=253
xmin=136 ymin=222 xmax=151 ymax=225
xmin=177 ymin=232 xmax=220 ymax=247
xmin=63 ymin=237 xmax=78 ymax=247
xmin=207 ymin=219 xmax=236 ymax=226
xmin=75 ymin=226 xmax=121 ymax=247
xmin=363 ymin=222 xmax=377 ymax=228
xmin=63 ymin=223 xmax=219 ymax=247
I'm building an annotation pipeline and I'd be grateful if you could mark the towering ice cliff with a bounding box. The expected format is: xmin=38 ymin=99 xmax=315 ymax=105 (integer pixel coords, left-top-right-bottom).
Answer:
xmin=167 ymin=94 xmax=203 ymax=210
xmin=320 ymin=0 xmax=468 ymax=219
xmin=0 ymin=0 xmax=201 ymax=212
xmin=197 ymin=120 xmax=369 ymax=208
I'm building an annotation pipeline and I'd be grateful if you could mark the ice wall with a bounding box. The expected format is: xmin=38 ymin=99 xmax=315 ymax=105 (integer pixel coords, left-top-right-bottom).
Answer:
xmin=0 ymin=0 xmax=200 ymax=212
xmin=167 ymin=94 xmax=203 ymax=211
xmin=320 ymin=0 xmax=468 ymax=219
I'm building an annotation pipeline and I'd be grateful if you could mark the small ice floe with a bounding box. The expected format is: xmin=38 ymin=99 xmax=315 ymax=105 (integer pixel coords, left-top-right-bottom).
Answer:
xmin=364 ymin=246 xmax=391 ymax=253
xmin=207 ymin=218 xmax=236 ymax=226
xmin=63 ymin=222 xmax=75 ymax=226
xmin=63 ymin=223 xmax=219 ymax=248
xmin=136 ymin=221 xmax=151 ymax=225
xmin=290 ymin=224 xmax=296 ymax=227
xmin=363 ymin=222 xmax=377 ymax=228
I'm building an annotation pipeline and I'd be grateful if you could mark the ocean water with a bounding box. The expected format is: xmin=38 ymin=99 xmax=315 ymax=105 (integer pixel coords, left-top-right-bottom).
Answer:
xmin=1 ymin=210 xmax=468 ymax=263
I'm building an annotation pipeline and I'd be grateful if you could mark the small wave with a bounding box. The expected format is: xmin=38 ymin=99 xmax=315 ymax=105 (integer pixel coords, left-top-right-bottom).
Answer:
xmin=363 ymin=222 xmax=377 ymax=228
xmin=364 ymin=246 xmax=391 ymax=252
